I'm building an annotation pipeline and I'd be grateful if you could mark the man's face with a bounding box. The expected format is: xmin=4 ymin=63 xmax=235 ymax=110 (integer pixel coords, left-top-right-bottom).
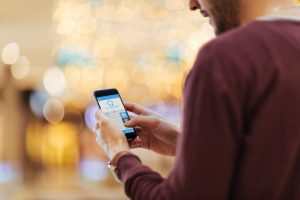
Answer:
xmin=189 ymin=0 xmax=241 ymax=35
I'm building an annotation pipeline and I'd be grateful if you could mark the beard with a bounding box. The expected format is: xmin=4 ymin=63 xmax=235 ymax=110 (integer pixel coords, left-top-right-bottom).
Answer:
xmin=210 ymin=0 xmax=241 ymax=35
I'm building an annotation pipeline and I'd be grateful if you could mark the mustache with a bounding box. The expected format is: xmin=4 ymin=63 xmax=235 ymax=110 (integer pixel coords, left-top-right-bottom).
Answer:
xmin=200 ymin=9 xmax=209 ymax=17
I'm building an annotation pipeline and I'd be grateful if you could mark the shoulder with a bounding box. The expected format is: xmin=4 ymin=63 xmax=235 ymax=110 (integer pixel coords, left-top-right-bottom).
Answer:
xmin=191 ymin=21 xmax=274 ymax=75
xmin=199 ymin=21 xmax=271 ymax=60
xmin=186 ymin=22 xmax=271 ymax=95
xmin=207 ymin=21 xmax=274 ymax=50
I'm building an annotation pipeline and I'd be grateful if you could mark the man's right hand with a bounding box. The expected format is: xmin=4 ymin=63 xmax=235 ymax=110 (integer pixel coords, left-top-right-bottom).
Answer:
xmin=124 ymin=102 xmax=180 ymax=156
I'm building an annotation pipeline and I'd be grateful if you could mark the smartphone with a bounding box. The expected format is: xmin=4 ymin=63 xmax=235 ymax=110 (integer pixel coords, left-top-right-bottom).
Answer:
xmin=93 ymin=88 xmax=137 ymax=141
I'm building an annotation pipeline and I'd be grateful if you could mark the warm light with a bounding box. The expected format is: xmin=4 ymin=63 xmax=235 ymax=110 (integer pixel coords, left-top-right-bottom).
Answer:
xmin=42 ymin=123 xmax=78 ymax=167
xmin=148 ymin=79 xmax=172 ymax=100
xmin=43 ymin=98 xmax=64 ymax=124
xmin=187 ymin=31 xmax=204 ymax=54
xmin=81 ymin=66 xmax=104 ymax=94
xmin=29 ymin=90 xmax=49 ymax=118
xmin=1 ymin=42 xmax=20 ymax=65
xmin=104 ymin=68 xmax=128 ymax=91
xmin=157 ymin=62 xmax=183 ymax=85
xmin=53 ymin=3 xmax=72 ymax=21
xmin=116 ymin=7 xmax=134 ymax=22
xmin=93 ymin=36 xmax=118 ymax=59
xmin=57 ymin=19 xmax=75 ymax=35
xmin=26 ymin=122 xmax=79 ymax=167
xmin=53 ymin=2 xmax=91 ymax=21
xmin=52 ymin=0 xmax=215 ymax=107
xmin=164 ymin=0 xmax=185 ymax=10
xmin=26 ymin=117 xmax=82 ymax=169
xmin=26 ymin=122 xmax=43 ymax=162
xmin=77 ymin=17 xmax=97 ymax=34
xmin=201 ymin=22 xmax=215 ymax=40
xmin=64 ymin=64 xmax=83 ymax=89
xmin=95 ymin=5 xmax=115 ymax=20
xmin=73 ymin=3 xmax=91 ymax=19
xmin=11 ymin=56 xmax=30 ymax=79
xmin=69 ymin=90 xmax=91 ymax=109
xmin=144 ymin=5 xmax=168 ymax=20
xmin=43 ymin=66 xmax=66 ymax=97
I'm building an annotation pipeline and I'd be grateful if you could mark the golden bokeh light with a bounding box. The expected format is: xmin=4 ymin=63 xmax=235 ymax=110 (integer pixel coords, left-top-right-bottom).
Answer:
xmin=52 ymin=0 xmax=214 ymax=105
xmin=95 ymin=5 xmax=115 ymax=21
xmin=57 ymin=19 xmax=76 ymax=35
xmin=64 ymin=64 xmax=83 ymax=89
xmin=164 ymin=0 xmax=186 ymax=10
xmin=26 ymin=122 xmax=79 ymax=167
xmin=11 ymin=56 xmax=30 ymax=79
xmin=43 ymin=98 xmax=65 ymax=124
xmin=1 ymin=42 xmax=20 ymax=65
xmin=81 ymin=66 xmax=104 ymax=94
xmin=43 ymin=66 xmax=67 ymax=97
xmin=93 ymin=36 xmax=118 ymax=59
xmin=76 ymin=17 xmax=97 ymax=34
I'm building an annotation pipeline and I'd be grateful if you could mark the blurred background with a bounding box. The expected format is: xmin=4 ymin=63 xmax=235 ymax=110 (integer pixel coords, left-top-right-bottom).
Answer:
xmin=0 ymin=0 xmax=214 ymax=199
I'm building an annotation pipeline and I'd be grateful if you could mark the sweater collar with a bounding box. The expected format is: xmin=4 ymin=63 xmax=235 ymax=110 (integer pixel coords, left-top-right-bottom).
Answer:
xmin=258 ymin=6 xmax=300 ymax=22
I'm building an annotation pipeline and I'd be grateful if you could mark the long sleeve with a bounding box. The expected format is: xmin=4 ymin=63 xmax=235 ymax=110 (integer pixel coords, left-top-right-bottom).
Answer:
xmin=117 ymin=43 xmax=245 ymax=199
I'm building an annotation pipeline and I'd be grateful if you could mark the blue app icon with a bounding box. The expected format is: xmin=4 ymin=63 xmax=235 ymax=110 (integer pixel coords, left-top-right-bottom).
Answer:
xmin=120 ymin=112 xmax=128 ymax=118
xmin=106 ymin=100 xmax=114 ymax=107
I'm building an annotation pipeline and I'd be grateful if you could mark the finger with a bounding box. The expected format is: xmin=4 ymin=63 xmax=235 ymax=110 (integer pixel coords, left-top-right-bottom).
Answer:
xmin=134 ymin=127 xmax=143 ymax=132
xmin=128 ymin=114 xmax=135 ymax=119
xmin=93 ymin=123 xmax=101 ymax=137
xmin=128 ymin=137 xmax=143 ymax=148
xmin=124 ymin=102 xmax=151 ymax=116
xmin=95 ymin=110 xmax=110 ymax=127
xmin=92 ymin=123 xmax=99 ymax=133
xmin=95 ymin=136 xmax=106 ymax=147
xmin=124 ymin=115 xmax=155 ymax=128
xmin=131 ymin=127 xmax=145 ymax=138
xmin=95 ymin=110 xmax=118 ymax=141
xmin=126 ymin=115 xmax=138 ymax=126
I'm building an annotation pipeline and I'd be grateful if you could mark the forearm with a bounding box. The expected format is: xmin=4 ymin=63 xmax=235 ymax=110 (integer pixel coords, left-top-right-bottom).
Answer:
xmin=117 ymin=154 xmax=175 ymax=200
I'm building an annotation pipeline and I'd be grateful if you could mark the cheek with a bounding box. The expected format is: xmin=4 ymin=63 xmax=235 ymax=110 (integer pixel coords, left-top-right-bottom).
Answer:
xmin=198 ymin=0 xmax=214 ymax=16
xmin=198 ymin=0 xmax=209 ymax=10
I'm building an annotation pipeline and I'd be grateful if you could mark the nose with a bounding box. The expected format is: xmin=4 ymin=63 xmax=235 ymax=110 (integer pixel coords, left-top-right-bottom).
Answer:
xmin=189 ymin=0 xmax=200 ymax=10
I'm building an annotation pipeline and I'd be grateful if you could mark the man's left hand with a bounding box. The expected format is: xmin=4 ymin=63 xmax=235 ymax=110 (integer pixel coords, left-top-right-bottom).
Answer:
xmin=93 ymin=110 xmax=130 ymax=160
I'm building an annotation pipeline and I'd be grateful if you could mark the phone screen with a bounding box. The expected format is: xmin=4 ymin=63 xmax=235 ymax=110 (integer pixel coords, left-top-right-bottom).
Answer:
xmin=96 ymin=93 xmax=136 ymax=139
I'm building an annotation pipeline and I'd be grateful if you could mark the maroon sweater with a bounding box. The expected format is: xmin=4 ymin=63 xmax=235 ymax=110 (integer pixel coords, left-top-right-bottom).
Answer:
xmin=117 ymin=20 xmax=300 ymax=199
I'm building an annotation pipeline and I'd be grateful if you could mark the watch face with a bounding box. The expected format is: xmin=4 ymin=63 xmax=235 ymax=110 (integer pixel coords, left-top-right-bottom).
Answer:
xmin=107 ymin=161 xmax=112 ymax=168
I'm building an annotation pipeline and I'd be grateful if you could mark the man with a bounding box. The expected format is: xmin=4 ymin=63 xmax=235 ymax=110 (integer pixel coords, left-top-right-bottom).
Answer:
xmin=94 ymin=0 xmax=300 ymax=199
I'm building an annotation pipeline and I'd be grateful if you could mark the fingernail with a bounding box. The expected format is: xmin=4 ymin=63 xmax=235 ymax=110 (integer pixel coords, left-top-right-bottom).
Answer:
xmin=95 ymin=111 xmax=100 ymax=119
xmin=124 ymin=121 xmax=130 ymax=126
xmin=136 ymin=139 xmax=142 ymax=145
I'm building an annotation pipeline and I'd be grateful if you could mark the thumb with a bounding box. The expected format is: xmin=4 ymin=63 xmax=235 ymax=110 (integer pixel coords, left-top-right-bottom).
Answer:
xmin=95 ymin=110 xmax=109 ymax=126
xmin=124 ymin=115 xmax=154 ymax=129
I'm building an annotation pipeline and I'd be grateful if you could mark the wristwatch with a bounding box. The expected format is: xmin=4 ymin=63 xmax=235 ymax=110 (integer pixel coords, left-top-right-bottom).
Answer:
xmin=107 ymin=151 xmax=132 ymax=183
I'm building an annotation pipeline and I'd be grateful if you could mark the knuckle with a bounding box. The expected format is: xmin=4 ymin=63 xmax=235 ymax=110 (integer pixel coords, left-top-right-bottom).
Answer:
xmin=150 ymin=117 xmax=160 ymax=126
xmin=131 ymin=103 xmax=138 ymax=110
xmin=100 ymin=119 xmax=109 ymax=126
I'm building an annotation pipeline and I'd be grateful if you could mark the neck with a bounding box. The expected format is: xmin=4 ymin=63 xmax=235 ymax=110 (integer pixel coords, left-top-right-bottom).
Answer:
xmin=240 ymin=0 xmax=297 ymax=25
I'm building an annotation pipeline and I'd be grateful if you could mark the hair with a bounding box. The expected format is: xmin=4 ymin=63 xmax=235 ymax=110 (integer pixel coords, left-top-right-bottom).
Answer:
xmin=211 ymin=0 xmax=242 ymax=34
